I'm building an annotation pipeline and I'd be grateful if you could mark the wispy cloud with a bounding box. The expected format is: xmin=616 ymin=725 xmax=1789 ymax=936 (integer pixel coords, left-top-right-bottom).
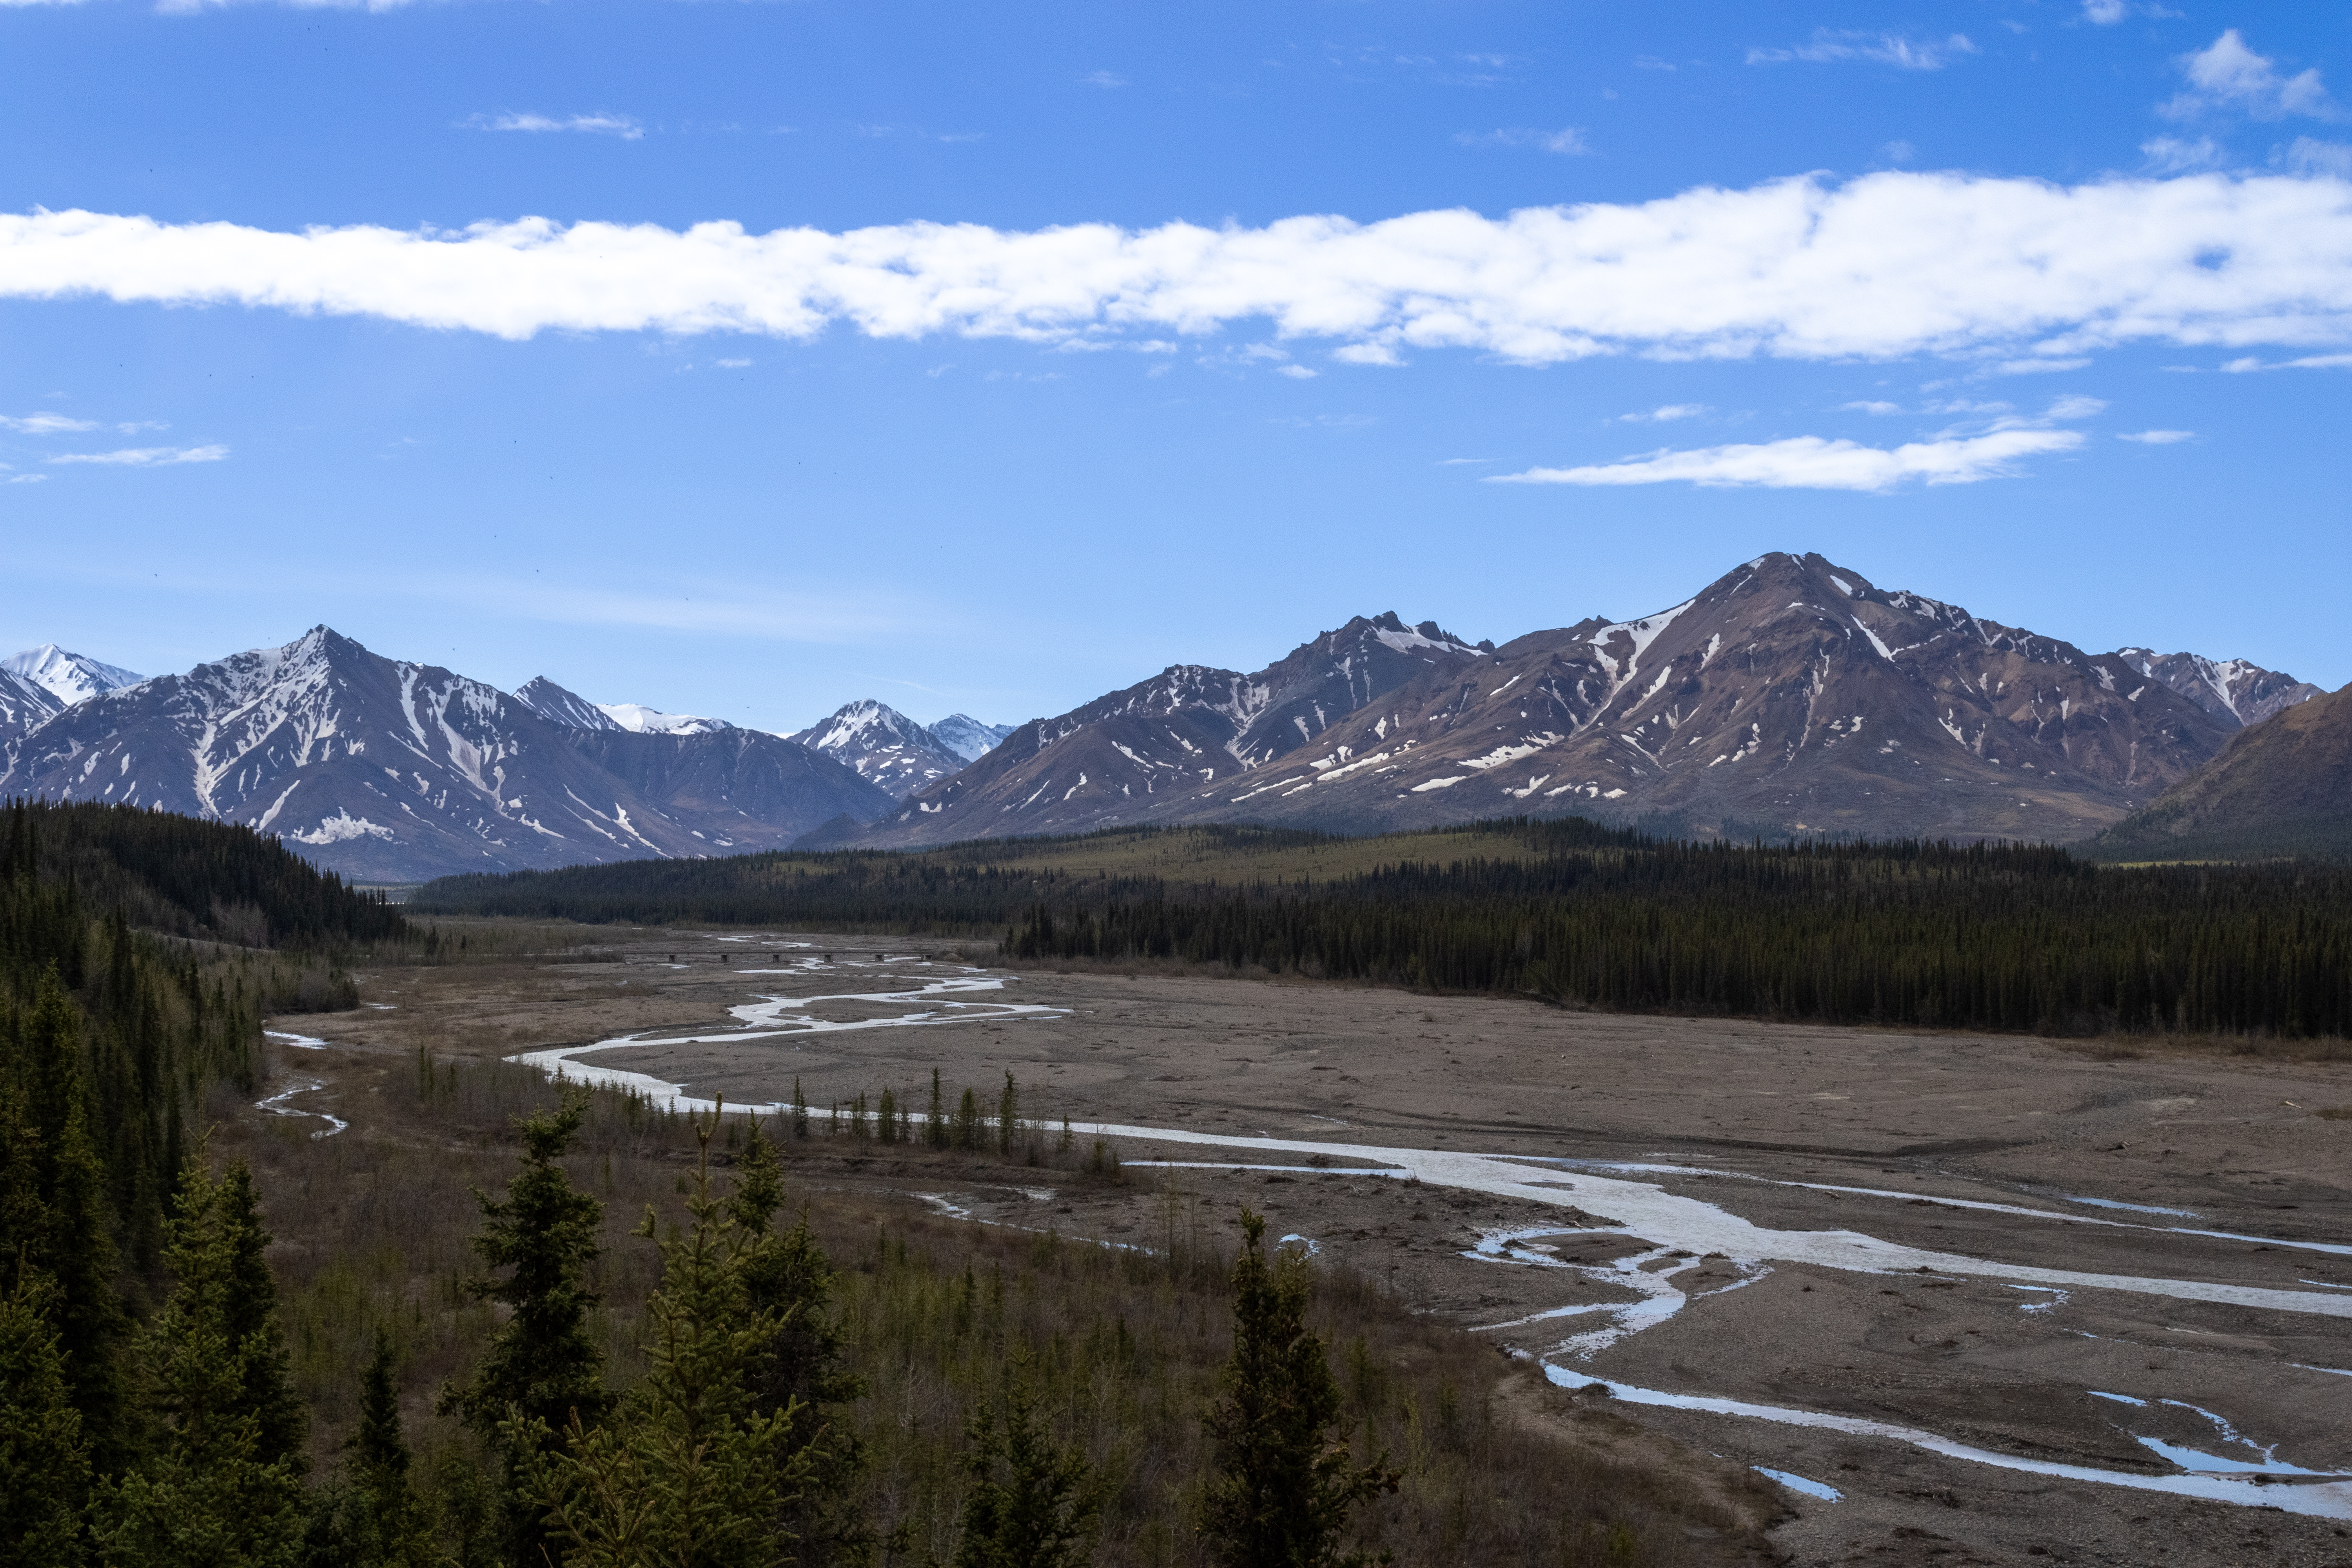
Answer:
xmin=1615 ymin=403 xmax=1706 ymax=422
xmin=46 ymin=444 xmax=227 ymax=467
xmin=2119 ymin=428 xmax=2195 ymax=443
xmin=1497 ymin=395 xmax=2102 ymax=492
xmin=1454 ymin=127 xmax=1588 ymax=155
xmin=2082 ymin=0 xmax=2127 ymax=22
xmin=1491 ymin=430 xmax=2082 ymax=492
xmin=1839 ymin=400 xmax=1903 ymax=415
xmin=11 ymin=171 xmax=2352 ymax=368
xmin=466 ymin=112 xmax=644 ymax=140
xmin=1436 ymin=457 xmax=1489 ymax=466
xmin=0 ymin=411 xmax=98 ymax=434
xmin=2282 ymin=138 xmax=2352 ymax=176
xmin=2141 ymin=135 xmax=2225 ymax=174
xmin=1748 ymin=31 xmax=1978 ymax=71
xmin=2161 ymin=31 xmax=2337 ymax=122
xmin=1080 ymin=71 xmax=1127 ymax=89
xmin=1274 ymin=364 xmax=1317 ymax=379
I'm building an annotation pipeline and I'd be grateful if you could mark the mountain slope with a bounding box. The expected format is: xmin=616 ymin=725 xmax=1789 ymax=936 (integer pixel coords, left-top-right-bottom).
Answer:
xmin=861 ymin=555 xmax=2290 ymax=847
xmin=0 ymin=627 xmax=891 ymax=881
xmin=929 ymin=714 xmax=1015 ymax=763
xmin=0 ymin=667 xmax=64 ymax=750
xmin=513 ymin=675 xmax=624 ymax=731
xmin=784 ymin=701 xmax=969 ymax=799
xmin=2116 ymin=650 xmax=2323 ymax=729
xmin=862 ymin=613 xmax=1490 ymax=845
xmin=2090 ymin=682 xmax=2352 ymax=862
xmin=4 ymin=644 xmax=144 ymax=707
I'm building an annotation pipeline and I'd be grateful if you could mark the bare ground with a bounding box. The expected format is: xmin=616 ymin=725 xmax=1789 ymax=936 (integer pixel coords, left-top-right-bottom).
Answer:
xmin=280 ymin=931 xmax=2352 ymax=1567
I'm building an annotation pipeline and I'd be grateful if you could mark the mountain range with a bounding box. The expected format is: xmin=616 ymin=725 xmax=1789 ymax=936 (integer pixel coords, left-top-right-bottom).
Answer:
xmin=2 ymin=551 xmax=2335 ymax=877
xmin=2091 ymin=681 xmax=2352 ymax=862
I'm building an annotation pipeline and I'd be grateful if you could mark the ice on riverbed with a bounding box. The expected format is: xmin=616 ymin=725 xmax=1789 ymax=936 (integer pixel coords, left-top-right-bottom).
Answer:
xmin=265 ymin=1030 xmax=327 ymax=1050
xmin=1560 ymin=1372 xmax=2352 ymax=1521
xmin=1753 ymin=1467 xmax=1841 ymax=1502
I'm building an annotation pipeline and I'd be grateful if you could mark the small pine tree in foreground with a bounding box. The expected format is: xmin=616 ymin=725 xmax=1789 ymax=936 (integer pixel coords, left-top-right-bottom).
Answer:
xmin=520 ymin=1105 xmax=818 ymax=1568
xmin=1200 ymin=1209 xmax=1397 ymax=1568
xmin=952 ymin=1358 xmax=1100 ymax=1568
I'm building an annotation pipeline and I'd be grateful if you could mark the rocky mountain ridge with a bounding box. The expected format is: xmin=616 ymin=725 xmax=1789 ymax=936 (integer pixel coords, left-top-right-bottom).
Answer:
xmin=859 ymin=555 xmax=2318 ymax=848
xmin=0 ymin=628 xmax=893 ymax=881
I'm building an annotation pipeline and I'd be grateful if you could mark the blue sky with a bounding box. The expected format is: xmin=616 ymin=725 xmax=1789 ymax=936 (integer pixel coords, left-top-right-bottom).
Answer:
xmin=3 ymin=1 xmax=2348 ymax=732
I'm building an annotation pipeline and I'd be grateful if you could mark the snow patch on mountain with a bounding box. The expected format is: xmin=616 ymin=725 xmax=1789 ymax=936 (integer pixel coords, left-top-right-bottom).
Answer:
xmin=597 ymin=702 xmax=728 ymax=736
xmin=929 ymin=713 xmax=1016 ymax=763
xmin=4 ymin=644 xmax=144 ymax=707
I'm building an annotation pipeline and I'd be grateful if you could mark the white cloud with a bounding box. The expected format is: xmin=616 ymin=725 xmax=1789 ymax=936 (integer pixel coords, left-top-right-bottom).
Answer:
xmin=1839 ymin=400 xmax=1903 ymax=414
xmin=1748 ymin=31 xmax=1978 ymax=71
xmin=4 ymin=474 xmax=48 ymax=483
xmin=714 ymin=357 xmax=751 ymax=368
xmin=2283 ymin=138 xmax=2352 ymax=177
xmin=1080 ymin=71 xmax=1126 ymax=89
xmin=2119 ymin=428 xmax=2195 ymax=442
xmin=45 ymin=444 xmax=227 ymax=466
xmin=1455 ymin=127 xmax=1589 ymax=155
xmin=1436 ymin=457 xmax=1489 ymax=465
xmin=2162 ymin=31 xmax=2336 ymax=122
xmin=1616 ymin=403 xmax=1706 ymax=422
xmin=1991 ymin=357 xmax=2093 ymax=375
xmin=2141 ymin=135 xmax=2225 ymax=174
xmin=466 ymin=112 xmax=644 ymax=140
xmin=1491 ymin=429 xmax=2083 ymax=492
xmin=2082 ymin=0 xmax=2127 ymax=22
xmin=12 ymin=171 xmax=2352 ymax=367
xmin=0 ymin=411 xmax=98 ymax=433
xmin=1274 ymin=364 xmax=1317 ymax=379
xmin=2045 ymin=394 xmax=2108 ymax=420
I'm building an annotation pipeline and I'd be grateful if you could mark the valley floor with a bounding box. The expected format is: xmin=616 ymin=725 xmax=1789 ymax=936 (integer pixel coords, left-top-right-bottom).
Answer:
xmin=282 ymin=934 xmax=2352 ymax=1567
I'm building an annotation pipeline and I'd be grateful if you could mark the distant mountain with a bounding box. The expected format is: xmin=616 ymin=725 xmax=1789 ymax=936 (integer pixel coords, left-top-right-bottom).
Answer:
xmin=860 ymin=555 xmax=2318 ymax=848
xmin=4 ymin=644 xmax=143 ymax=707
xmin=861 ymin=611 xmax=1494 ymax=845
xmin=0 ymin=667 xmax=64 ymax=749
xmin=595 ymin=702 xmax=726 ymax=735
xmin=929 ymin=713 xmax=1016 ymax=764
xmin=2115 ymin=649 xmax=2323 ymax=729
xmin=2090 ymin=682 xmax=2352 ymax=862
xmin=784 ymin=701 xmax=969 ymax=799
xmin=512 ymin=675 xmax=624 ymax=731
xmin=0 ymin=627 xmax=893 ymax=882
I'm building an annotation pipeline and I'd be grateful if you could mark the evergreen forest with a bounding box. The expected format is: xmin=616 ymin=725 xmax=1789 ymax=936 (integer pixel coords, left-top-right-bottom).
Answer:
xmin=417 ymin=818 xmax=2352 ymax=1042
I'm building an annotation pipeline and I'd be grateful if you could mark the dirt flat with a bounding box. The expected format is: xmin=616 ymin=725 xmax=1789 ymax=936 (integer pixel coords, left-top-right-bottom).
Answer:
xmin=301 ymin=934 xmax=2352 ymax=1566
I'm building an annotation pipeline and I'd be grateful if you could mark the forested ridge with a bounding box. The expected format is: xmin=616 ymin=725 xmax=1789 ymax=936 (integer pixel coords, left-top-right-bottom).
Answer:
xmin=419 ymin=818 xmax=2352 ymax=1041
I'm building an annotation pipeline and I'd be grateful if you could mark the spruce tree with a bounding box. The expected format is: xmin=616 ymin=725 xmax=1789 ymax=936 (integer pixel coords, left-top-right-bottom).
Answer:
xmin=995 ymin=1074 xmax=1019 ymax=1158
xmin=0 ymin=1271 xmax=91 ymax=1568
xmin=926 ymin=1068 xmax=947 ymax=1149
xmin=89 ymin=1153 xmax=306 ymax=1568
xmin=726 ymin=1122 xmax=867 ymax=1566
xmin=439 ymin=1092 xmax=610 ymax=1568
xmin=1200 ymin=1210 xmax=1397 ymax=1568
xmin=951 ymin=1362 xmax=1098 ymax=1568
xmin=524 ymin=1111 xmax=815 ymax=1568
xmin=220 ymin=1160 xmax=307 ymax=1473
xmin=304 ymin=1327 xmax=431 ymax=1568
xmin=16 ymin=973 xmax=129 ymax=1472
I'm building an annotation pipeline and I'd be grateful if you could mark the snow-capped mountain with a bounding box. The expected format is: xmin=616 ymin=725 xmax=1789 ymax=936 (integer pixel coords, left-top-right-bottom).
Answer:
xmin=4 ymin=644 xmax=143 ymax=707
xmin=859 ymin=556 xmax=2320 ymax=848
xmin=2114 ymin=649 xmax=2323 ymax=730
xmin=598 ymin=702 xmax=727 ymax=736
xmin=512 ymin=675 xmax=623 ymax=731
xmin=862 ymin=612 xmax=1494 ymax=843
xmin=929 ymin=714 xmax=1016 ymax=764
xmin=783 ymin=701 xmax=969 ymax=799
xmin=0 ymin=628 xmax=892 ymax=881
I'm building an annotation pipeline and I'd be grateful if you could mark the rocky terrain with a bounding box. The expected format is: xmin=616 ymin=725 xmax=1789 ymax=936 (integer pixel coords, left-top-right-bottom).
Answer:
xmin=2094 ymin=680 xmax=2352 ymax=862
xmin=864 ymin=554 xmax=2312 ymax=847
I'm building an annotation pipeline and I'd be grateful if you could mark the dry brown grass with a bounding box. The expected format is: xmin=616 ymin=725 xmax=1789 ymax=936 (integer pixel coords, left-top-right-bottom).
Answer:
xmin=221 ymin=1032 xmax=1778 ymax=1566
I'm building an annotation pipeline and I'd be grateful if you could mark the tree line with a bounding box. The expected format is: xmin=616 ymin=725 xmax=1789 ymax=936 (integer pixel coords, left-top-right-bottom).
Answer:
xmin=421 ymin=815 xmax=2352 ymax=1040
